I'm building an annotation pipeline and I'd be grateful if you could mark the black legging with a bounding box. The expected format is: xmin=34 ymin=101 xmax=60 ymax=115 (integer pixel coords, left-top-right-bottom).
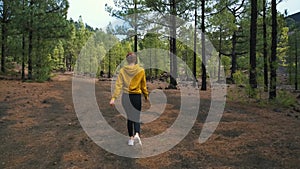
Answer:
xmin=122 ymin=93 xmax=141 ymax=137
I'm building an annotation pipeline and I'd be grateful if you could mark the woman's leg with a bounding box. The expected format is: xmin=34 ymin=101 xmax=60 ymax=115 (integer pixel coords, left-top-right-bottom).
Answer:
xmin=133 ymin=121 xmax=140 ymax=135
xmin=129 ymin=94 xmax=142 ymax=135
xmin=122 ymin=94 xmax=134 ymax=137
xmin=123 ymin=94 xmax=142 ymax=136
xmin=127 ymin=119 xmax=134 ymax=137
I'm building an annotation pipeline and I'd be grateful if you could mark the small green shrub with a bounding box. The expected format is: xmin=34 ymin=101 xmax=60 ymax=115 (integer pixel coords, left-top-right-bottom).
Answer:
xmin=271 ymin=90 xmax=297 ymax=107
xmin=232 ymin=70 xmax=247 ymax=86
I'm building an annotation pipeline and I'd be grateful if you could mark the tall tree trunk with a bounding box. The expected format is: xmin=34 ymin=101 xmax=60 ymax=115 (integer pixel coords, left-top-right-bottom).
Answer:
xmin=36 ymin=34 xmax=41 ymax=79
xmin=269 ymin=0 xmax=277 ymax=99
xmin=21 ymin=0 xmax=26 ymax=80
xmin=22 ymin=33 xmax=26 ymax=81
xmin=169 ymin=0 xmax=177 ymax=88
xmin=108 ymin=50 xmax=111 ymax=78
xmin=295 ymin=32 xmax=298 ymax=90
xmin=227 ymin=0 xmax=245 ymax=83
xmin=201 ymin=0 xmax=206 ymax=90
xmin=230 ymin=30 xmax=237 ymax=81
xmin=149 ymin=48 xmax=152 ymax=78
xmin=218 ymin=26 xmax=222 ymax=82
xmin=155 ymin=32 xmax=158 ymax=78
xmin=263 ymin=0 xmax=268 ymax=91
xmin=193 ymin=1 xmax=197 ymax=86
xmin=1 ymin=21 xmax=7 ymax=73
xmin=134 ymin=0 xmax=138 ymax=53
xmin=1 ymin=0 xmax=9 ymax=73
xmin=28 ymin=29 xmax=33 ymax=80
xmin=28 ymin=1 xmax=34 ymax=80
xmin=250 ymin=0 xmax=258 ymax=89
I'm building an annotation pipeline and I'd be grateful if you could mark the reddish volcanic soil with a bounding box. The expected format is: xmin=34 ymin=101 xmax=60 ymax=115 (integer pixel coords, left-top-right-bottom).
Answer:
xmin=0 ymin=73 xmax=299 ymax=169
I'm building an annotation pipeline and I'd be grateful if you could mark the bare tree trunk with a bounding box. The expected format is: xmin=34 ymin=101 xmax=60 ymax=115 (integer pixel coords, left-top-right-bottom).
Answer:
xmin=28 ymin=29 xmax=33 ymax=80
xmin=193 ymin=1 xmax=197 ymax=86
xmin=230 ymin=30 xmax=237 ymax=81
xmin=201 ymin=0 xmax=206 ymax=90
xmin=150 ymin=48 xmax=152 ymax=78
xmin=21 ymin=0 xmax=26 ymax=80
xmin=28 ymin=0 xmax=34 ymax=80
xmin=226 ymin=0 xmax=245 ymax=82
xmin=269 ymin=0 xmax=277 ymax=99
xmin=295 ymin=32 xmax=298 ymax=90
xmin=134 ymin=0 xmax=138 ymax=53
xmin=218 ymin=26 xmax=222 ymax=82
xmin=36 ymin=34 xmax=41 ymax=79
xmin=155 ymin=32 xmax=158 ymax=78
xmin=169 ymin=0 xmax=177 ymax=88
xmin=1 ymin=0 xmax=9 ymax=73
xmin=108 ymin=50 xmax=111 ymax=78
xmin=263 ymin=0 xmax=268 ymax=91
xmin=1 ymin=21 xmax=7 ymax=73
xmin=22 ymin=33 xmax=26 ymax=81
xmin=250 ymin=0 xmax=258 ymax=89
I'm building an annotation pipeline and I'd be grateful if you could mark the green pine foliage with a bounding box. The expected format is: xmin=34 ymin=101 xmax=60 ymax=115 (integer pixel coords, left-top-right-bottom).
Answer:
xmin=0 ymin=0 xmax=297 ymax=101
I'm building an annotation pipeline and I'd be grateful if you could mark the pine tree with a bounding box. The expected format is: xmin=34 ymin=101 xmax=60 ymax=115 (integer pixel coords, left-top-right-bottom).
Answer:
xmin=17 ymin=0 xmax=70 ymax=80
xmin=224 ymin=0 xmax=247 ymax=82
xmin=144 ymin=0 xmax=193 ymax=88
xmin=249 ymin=0 xmax=258 ymax=89
xmin=269 ymin=0 xmax=277 ymax=99
xmin=200 ymin=0 xmax=207 ymax=90
xmin=0 ymin=0 xmax=13 ymax=73
xmin=262 ymin=0 xmax=268 ymax=91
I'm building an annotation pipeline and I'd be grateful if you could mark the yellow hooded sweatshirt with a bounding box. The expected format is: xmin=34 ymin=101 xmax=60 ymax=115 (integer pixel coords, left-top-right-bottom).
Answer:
xmin=111 ymin=64 xmax=148 ymax=101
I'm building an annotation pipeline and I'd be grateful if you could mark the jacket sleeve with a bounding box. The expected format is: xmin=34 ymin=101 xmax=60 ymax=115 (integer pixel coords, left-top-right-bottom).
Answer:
xmin=141 ymin=70 xmax=149 ymax=99
xmin=111 ymin=72 xmax=123 ymax=100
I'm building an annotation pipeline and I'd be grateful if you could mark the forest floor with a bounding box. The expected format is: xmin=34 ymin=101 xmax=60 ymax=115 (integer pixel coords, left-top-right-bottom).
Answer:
xmin=0 ymin=73 xmax=300 ymax=169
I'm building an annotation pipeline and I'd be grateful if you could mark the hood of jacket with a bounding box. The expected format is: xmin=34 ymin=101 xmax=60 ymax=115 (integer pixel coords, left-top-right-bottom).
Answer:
xmin=122 ymin=64 xmax=143 ymax=76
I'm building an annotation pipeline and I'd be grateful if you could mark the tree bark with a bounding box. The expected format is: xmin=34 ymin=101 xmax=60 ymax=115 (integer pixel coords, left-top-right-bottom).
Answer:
xmin=226 ymin=1 xmax=245 ymax=82
xmin=22 ymin=33 xmax=26 ymax=81
xmin=269 ymin=0 xmax=277 ymax=99
xmin=263 ymin=0 xmax=268 ymax=91
xmin=168 ymin=0 xmax=177 ymax=88
xmin=108 ymin=49 xmax=111 ymax=78
xmin=21 ymin=0 xmax=26 ymax=80
xmin=231 ymin=30 xmax=237 ymax=80
xmin=250 ymin=0 xmax=258 ymax=89
xmin=28 ymin=29 xmax=33 ymax=80
xmin=295 ymin=32 xmax=298 ymax=90
xmin=1 ymin=21 xmax=7 ymax=73
xmin=218 ymin=26 xmax=222 ymax=82
xmin=193 ymin=1 xmax=197 ymax=86
xmin=28 ymin=1 xmax=34 ymax=80
xmin=134 ymin=0 xmax=138 ymax=53
xmin=201 ymin=0 xmax=207 ymax=90
xmin=1 ymin=0 xmax=9 ymax=73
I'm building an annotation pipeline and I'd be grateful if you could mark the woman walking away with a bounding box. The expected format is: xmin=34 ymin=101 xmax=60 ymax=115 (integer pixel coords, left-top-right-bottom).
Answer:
xmin=110 ymin=52 xmax=148 ymax=146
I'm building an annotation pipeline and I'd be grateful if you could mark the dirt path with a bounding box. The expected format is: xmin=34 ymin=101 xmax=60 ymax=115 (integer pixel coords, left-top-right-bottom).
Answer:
xmin=0 ymin=74 xmax=299 ymax=169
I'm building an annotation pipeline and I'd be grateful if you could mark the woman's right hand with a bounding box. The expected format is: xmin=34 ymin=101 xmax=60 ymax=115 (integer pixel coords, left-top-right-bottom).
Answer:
xmin=109 ymin=99 xmax=115 ymax=106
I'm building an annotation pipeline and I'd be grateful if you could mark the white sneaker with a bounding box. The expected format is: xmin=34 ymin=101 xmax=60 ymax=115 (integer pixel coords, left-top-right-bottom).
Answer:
xmin=128 ymin=139 xmax=134 ymax=146
xmin=134 ymin=133 xmax=142 ymax=145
